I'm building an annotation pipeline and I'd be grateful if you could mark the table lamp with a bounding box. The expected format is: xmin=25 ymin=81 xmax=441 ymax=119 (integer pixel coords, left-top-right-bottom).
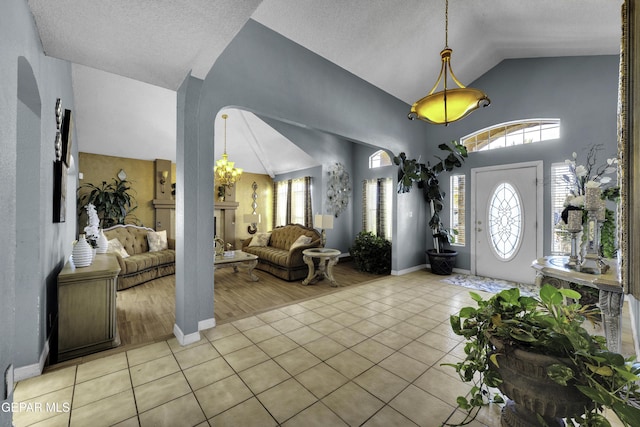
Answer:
xmin=314 ymin=214 xmax=334 ymax=247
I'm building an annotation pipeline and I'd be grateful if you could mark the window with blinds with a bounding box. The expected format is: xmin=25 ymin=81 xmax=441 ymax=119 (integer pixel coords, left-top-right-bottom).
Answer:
xmin=275 ymin=180 xmax=288 ymax=227
xmin=461 ymin=119 xmax=560 ymax=153
xmin=290 ymin=178 xmax=306 ymax=225
xmin=551 ymin=162 xmax=572 ymax=254
xmin=362 ymin=178 xmax=392 ymax=239
xmin=450 ymin=175 xmax=466 ymax=246
xmin=274 ymin=177 xmax=311 ymax=227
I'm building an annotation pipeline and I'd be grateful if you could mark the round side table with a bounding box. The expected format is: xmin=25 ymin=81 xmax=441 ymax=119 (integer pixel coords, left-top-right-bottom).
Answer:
xmin=302 ymin=248 xmax=341 ymax=287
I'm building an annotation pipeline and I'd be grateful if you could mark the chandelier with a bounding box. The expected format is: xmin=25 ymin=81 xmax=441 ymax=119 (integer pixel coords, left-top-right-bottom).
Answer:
xmin=408 ymin=0 xmax=490 ymax=125
xmin=214 ymin=113 xmax=243 ymax=190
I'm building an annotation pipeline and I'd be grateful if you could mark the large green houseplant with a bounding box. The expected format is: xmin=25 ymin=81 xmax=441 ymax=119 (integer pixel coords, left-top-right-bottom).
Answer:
xmin=349 ymin=231 xmax=391 ymax=274
xmin=393 ymin=141 xmax=467 ymax=274
xmin=77 ymin=177 xmax=139 ymax=228
xmin=445 ymin=284 xmax=640 ymax=426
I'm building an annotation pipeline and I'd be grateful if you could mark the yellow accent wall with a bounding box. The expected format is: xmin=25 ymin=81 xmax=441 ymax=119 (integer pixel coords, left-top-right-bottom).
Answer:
xmin=78 ymin=153 xmax=157 ymax=228
xmin=233 ymin=172 xmax=274 ymax=244
xmin=79 ymin=153 xmax=272 ymax=241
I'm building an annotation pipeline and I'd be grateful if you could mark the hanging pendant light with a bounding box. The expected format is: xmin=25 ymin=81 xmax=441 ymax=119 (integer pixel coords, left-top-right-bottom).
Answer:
xmin=408 ymin=0 xmax=490 ymax=125
xmin=214 ymin=114 xmax=243 ymax=190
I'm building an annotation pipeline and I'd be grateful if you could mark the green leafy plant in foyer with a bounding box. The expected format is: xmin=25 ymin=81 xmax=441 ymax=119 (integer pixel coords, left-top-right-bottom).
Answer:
xmin=444 ymin=284 xmax=640 ymax=426
xmin=77 ymin=178 xmax=139 ymax=228
xmin=349 ymin=231 xmax=391 ymax=274
xmin=393 ymin=141 xmax=467 ymax=253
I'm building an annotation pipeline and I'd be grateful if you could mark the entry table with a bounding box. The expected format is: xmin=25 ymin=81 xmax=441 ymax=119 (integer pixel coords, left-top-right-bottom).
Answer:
xmin=531 ymin=256 xmax=623 ymax=353
xmin=57 ymin=253 xmax=121 ymax=362
xmin=302 ymin=248 xmax=341 ymax=287
xmin=214 ymin=251 xmax=259 ymax=281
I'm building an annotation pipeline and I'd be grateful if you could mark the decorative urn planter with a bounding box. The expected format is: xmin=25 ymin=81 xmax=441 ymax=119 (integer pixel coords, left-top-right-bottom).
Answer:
xmin=490 ymin=338 xmax=595 ymax=427
xmin=426 ymin=249 xmax=458 ymax=275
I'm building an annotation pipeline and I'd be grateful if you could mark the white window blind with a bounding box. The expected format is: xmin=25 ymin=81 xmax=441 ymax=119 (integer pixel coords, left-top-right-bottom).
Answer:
xmin=362 ymin=178 xmax=392 ymax=239
xmin=290 ymin=178 xmax=306 ymax=225
xmin=551 ymin=162 xmax=572 ymax=254
xmin=275 ymin=180 xmax=288 ymax=227
xmin=450 ymin=175 xmax=466 ymax=246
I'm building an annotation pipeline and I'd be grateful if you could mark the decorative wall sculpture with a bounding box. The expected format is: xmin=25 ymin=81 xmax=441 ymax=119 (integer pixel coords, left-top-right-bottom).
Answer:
xmin=326 ymin=162 xmax=351 ymax=218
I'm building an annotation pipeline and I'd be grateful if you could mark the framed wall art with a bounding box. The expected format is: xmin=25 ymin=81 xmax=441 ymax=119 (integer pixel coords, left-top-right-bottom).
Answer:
xmin=53 ymin=160 xmax=67 ymax=223
xmin=61 ymin=109 xmax=73 ymax=167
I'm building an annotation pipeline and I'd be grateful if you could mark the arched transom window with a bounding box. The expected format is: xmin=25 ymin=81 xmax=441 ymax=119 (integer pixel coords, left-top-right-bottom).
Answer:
xmin=461 ymin=119 xmax=560 ymax=153
xmin=369 ymin=150 xmax=392 ymax=169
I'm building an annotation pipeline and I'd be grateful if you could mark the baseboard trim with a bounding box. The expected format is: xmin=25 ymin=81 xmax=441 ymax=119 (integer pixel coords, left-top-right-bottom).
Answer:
xmin=198 ymin=318 xmax=216 ymax=331
xmin=391 ymin=264 xmax=427 ymax=275
xmin=14 ymin=340 xmax=49 ymax=382
xmin=391 ymin=264 xmax=471 ymax=276
xmin=173 ymin=318 xmax=216 ymax=346
xmin=172 ymin=324 xmax=201 ymax=346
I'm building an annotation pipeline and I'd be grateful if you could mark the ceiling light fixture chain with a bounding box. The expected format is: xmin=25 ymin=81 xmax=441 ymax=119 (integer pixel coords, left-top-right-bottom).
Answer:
xmin=444 ymin=0 xmax=448 ymax=48
xmin=214 ymin=113 xmax=243 ymax=192
xmin=408 ymin=0 xmax=490 ymax=125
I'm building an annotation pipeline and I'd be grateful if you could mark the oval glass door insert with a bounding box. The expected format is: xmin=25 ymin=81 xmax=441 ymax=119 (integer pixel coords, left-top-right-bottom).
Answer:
xmin=488 ymin=182 xmax=523 ymax=260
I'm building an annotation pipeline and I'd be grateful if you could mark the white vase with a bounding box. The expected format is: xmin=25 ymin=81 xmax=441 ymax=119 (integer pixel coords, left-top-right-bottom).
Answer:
xmin=96 ymin=229 xmax=108 ymax=254
xmin=72 ymin=234 xmax=93 ymax=267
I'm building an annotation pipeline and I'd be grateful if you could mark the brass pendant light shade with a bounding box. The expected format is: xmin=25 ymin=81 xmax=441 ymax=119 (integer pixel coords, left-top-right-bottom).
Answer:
xmin=408 ymin=1 xmax=490 ymax=125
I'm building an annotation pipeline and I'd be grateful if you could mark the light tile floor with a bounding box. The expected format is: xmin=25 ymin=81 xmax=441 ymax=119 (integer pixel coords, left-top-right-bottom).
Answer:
xmin=12 ymin=271 xmax=628 ymax=427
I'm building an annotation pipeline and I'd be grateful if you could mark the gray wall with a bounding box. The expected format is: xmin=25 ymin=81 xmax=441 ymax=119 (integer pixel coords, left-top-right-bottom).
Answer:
xmin=175 ymin=19 xmax=428 ymax=338
xmin=265 ymin=118 xmax=356 ymax=253
xmin=417 ymin=55 xmax=619 ymax=270
xmin=1 ymin=0 xmax=77 ymax=423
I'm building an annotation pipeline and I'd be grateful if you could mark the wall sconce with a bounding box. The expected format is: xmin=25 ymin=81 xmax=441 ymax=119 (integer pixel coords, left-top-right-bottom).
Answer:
xmin=160 ymin=170 xmax=169 ymax=193
xmin=314 ymin=214 xmax=334 ymax=247
xmin=243 ymin=213 xmax=261 ymax=234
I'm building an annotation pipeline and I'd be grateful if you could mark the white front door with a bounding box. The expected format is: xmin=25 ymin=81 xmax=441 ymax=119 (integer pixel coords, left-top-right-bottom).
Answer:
xmin=471 ymin=162 xmax=543 ymax=284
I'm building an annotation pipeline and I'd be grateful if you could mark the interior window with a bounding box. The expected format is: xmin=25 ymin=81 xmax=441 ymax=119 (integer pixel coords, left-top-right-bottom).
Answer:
xmin=369 ymin=150 xmax=392 ymax=169
xmin=551 ymin=162 xmax=572 ymax=255
xmin=450 ymin=174 xmax=466 ymax=246
xmin=362 ymin=178 xmax=392 ymax=239
xmin=462 ymin=119 xmax=560 ymax=152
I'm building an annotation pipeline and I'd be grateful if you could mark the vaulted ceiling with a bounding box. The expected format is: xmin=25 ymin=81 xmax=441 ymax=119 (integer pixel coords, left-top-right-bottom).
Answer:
xmin=27 ymin=0 xmax=623 ymax=175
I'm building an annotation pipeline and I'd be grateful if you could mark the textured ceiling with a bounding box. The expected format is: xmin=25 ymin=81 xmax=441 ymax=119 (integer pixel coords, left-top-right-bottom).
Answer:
xmin=27 ymin=0 xmax=623 ymax=173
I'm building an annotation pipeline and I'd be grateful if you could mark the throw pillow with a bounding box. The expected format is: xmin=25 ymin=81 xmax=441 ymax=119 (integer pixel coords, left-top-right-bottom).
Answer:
xmin=147 ymin=230 xmax=168 ymax=252
xmin=107 ymin=238 xmax=130 ymax=258
xmin=290 ymin=235 xmax=312 ymax=251
xmin=249 ymin=232 xmax=271 ymax=247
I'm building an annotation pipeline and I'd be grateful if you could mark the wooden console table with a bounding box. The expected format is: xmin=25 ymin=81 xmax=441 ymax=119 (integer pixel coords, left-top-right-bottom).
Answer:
xmin=531 ymin=256 xmax=623 ymax=353
xmin=57 ymin=253 xmax=121 ymax=362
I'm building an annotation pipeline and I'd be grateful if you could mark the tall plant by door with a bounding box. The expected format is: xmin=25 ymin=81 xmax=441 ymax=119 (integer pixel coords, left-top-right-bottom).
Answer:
xmin=77 ymin=177 xmax=139 ymax=228
xmin=393 ymin=141 xmax=468 ymax=252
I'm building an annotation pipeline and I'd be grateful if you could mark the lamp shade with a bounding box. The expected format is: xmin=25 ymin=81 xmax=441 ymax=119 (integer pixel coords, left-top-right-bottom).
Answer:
xmin=243 ymin=214 xmax=261 ymax=224
xmin=409 ymin=87 xmax=490 ymax=125
xmin=314 ymin=214 xmax=334 ymax=229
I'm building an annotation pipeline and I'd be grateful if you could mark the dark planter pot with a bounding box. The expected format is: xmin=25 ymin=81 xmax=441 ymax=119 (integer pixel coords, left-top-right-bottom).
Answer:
xmin=490 ymin=337 xmax=594 ymax=426
xmin=426 ymin=249 xmax=457 ymax=275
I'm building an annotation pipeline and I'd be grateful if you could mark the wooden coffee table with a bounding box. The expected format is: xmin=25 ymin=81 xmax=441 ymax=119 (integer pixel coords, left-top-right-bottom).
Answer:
xmin=214 ymin=251 xmax=259 ymax=281
xmin=302 ymin=248 xmax=341 ymax=287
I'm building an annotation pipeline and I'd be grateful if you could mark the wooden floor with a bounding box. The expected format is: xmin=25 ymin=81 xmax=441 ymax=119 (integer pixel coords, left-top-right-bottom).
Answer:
xmin=116 ymin=261 xmax=383 ymax=346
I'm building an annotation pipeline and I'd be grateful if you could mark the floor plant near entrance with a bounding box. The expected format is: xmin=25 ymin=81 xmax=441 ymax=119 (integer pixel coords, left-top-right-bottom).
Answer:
xmin=444 ymin=284 xmax=640 ymax=426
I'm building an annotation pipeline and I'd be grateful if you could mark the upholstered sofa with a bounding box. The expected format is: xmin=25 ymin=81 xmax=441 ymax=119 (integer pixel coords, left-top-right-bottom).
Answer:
xmin=103 ymin=224 xmax=175 ymax=290
xmin=242 ymin=224 xmax=322 ymax=281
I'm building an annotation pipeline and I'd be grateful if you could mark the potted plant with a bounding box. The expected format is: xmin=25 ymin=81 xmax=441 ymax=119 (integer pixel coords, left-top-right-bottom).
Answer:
xmin=77 ymin=177 xmax=139 ymax=228
xmin=349 ymin=231 xmax=391 ymax=274
xmin=444 ymin=284 xmax=640 ymax=426
xmin=393 ymin=141 xmax=468 ymax=275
